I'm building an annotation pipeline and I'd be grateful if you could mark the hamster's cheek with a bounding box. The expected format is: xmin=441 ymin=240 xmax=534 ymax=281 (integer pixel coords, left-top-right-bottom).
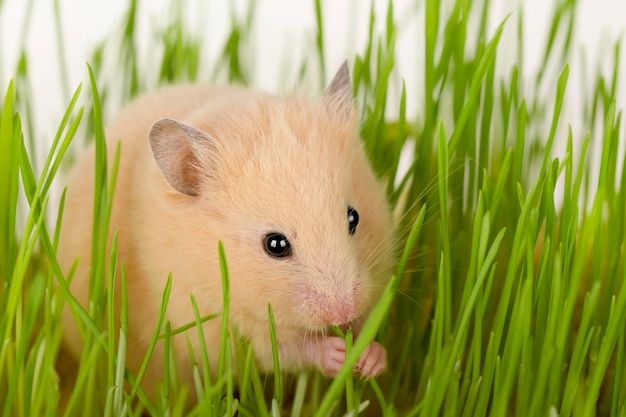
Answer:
xmin=222 ymin=251 xmax=291 ymax=322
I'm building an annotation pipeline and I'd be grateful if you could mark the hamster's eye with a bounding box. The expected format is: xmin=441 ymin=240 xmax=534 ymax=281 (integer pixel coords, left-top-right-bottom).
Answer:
xmin=263 ymin=232 xmax=292 ymax=258
xmin=347 ymin=206 xmax=359 ymax=235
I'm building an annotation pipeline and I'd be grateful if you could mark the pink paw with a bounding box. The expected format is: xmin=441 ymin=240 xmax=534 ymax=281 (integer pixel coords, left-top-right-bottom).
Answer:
xmin=318 ymin=337 xmax=346 ymax=377
xmin=354 ymin=341 xmax=387 ymax=378
xmin=316 ymin=337 xmax=387 ymax=378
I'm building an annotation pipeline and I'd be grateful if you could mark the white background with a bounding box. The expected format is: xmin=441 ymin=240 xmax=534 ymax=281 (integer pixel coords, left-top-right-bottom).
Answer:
xmin=0 ymin=0 xmax=625 ymax=150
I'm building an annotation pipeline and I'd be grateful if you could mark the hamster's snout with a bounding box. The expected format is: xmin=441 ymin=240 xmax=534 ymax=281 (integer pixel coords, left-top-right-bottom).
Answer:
xmin=304 ymin=285 xmax=361 ymax=326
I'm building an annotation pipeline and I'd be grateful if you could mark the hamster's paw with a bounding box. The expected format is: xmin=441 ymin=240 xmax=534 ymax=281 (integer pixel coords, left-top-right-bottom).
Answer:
xmin=315 ymin=337 xmax=386 ymax=378
xmin=317 ymin=336 xmax=346 ymax=377
xmin=355 ymin=341 xmax=387 ymax=378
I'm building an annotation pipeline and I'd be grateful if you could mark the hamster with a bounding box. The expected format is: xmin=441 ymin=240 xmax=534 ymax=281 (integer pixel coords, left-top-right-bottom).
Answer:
xmin=57 ymin=62 xmax=396 ymax=400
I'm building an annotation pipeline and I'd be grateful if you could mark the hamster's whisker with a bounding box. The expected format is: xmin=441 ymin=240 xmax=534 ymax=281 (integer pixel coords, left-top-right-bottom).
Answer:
xmin=386 ymin=157 xmax=470 ymax=232
xmin=362 ymin=283 xmax=427 ymax=312
xmin=364 ymin=165 xmax=468 ymax=272
xmin=364 ymin=200 xmax=440 ymax=268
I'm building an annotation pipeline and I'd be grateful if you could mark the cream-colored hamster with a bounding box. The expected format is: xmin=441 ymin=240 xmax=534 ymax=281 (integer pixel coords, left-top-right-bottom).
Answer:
xmin=57 ymin=62 xmax=395 ymax=399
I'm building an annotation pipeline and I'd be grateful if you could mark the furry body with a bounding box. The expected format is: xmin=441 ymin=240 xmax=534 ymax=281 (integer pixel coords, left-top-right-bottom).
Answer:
xmin=57 ymin=64 xmax=395 ymax=400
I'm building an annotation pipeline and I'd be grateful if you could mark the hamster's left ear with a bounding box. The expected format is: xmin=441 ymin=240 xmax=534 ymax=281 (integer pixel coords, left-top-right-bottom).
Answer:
xmin=149 ymin=119 xmax=219 ymax=196
xmin=323 ymin=60 xmax=356 ymax=120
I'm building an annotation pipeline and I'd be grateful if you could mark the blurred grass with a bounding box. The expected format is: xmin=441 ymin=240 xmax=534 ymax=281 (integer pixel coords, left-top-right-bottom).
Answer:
xmin=1 ymin=0 xmax=626 ymax=416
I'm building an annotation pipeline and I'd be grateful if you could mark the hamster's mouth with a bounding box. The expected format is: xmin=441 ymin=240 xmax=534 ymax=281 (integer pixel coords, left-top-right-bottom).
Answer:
xmin=313 ymin=322 xmax=356 ymax=337
xmin=334 ymin=323 xmax=352 ymax=333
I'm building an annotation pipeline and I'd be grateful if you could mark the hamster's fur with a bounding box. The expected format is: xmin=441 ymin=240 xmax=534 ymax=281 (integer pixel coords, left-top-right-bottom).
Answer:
xmin=57 ymin=62 xmax=395 ymax=400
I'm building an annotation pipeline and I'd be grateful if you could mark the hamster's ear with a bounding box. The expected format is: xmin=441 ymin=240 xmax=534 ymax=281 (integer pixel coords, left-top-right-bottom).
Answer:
xmin=149 ymin=119 xmax=218 ymax=196
xmin=323 ymin=60 xmax=356 ymax=119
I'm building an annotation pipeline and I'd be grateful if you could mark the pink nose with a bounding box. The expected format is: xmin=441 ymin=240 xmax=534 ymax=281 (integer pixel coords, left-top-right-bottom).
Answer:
xmin=323 ymin=308 xmax=357 ymax=325
xmin=320 ymin=297 xmax=359 ymax=325
xmin=304 ymin=286 xmax=360 ymax=325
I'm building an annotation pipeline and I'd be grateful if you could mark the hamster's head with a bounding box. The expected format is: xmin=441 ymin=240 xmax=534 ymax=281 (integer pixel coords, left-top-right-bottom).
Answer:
xmin=149 ymin=62 xmax=395 ymax=334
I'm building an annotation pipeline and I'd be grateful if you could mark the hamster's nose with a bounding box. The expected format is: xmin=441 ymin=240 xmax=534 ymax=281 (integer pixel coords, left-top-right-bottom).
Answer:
xmin=320 ymin=293 xmax=360 ymax=325
xmin=304 ymin=283 xmax=361 ymax=326
xmin=324 ymin=303 xmax=358 ymax=326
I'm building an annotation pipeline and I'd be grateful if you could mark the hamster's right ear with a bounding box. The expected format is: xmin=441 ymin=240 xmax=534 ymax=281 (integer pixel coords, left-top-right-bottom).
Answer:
xmin=322 ymin=60 xmax=356 ymax=120
xmin=149 ymin=119 xmax=218 ymax=196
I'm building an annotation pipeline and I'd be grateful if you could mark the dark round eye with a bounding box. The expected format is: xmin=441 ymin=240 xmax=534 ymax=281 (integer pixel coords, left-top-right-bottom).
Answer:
xmin=347 ymin=206 xmax=359 ymax=235
xmin=263 ymin=232 xmax=292 ymax=258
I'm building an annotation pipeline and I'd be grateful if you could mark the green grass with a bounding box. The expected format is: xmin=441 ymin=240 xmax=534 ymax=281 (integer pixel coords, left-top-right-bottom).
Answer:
xmin=1 ymin=0 xmax=626 ymax=415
